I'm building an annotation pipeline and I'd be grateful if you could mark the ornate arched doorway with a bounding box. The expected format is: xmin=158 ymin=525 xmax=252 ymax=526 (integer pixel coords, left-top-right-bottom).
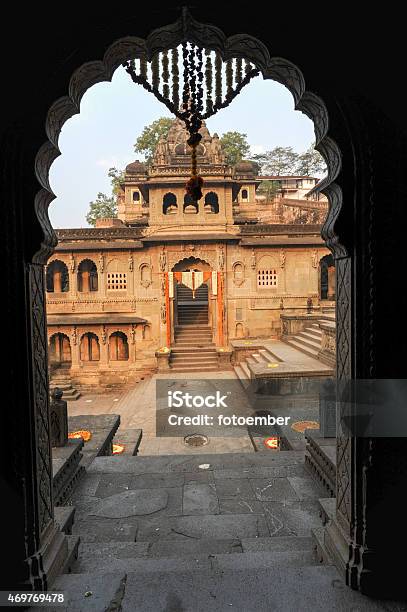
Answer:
xmin=172 ymin=257 xmax=211 ymax=329
xmin=9 ymin=7 xmax=396 ymax=598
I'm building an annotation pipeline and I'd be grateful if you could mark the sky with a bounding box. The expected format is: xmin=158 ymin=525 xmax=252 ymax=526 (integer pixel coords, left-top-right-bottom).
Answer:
xmin=49 ymin=66 xmax=316 ymax=228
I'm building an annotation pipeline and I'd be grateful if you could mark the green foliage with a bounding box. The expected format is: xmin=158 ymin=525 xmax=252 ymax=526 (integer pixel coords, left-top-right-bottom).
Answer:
xmin=108 ymin=167 xmax=125 ymax=195
xmin=134 ymin=117 xmax=174 ymax=165
xmin=86 ymin=193 xmax=117 ymax=226
xmin=220 ymin=131 xmax=251 ymax=166
xmin=295 ymin=146 xmax=326 ymax=176
xmin=252 ymin=146 xmax=299 ymax=175
xmin=252 ymin=145 xmax=326 ymax=176
xmin=257 ymin=180 xmax=281 ymax=201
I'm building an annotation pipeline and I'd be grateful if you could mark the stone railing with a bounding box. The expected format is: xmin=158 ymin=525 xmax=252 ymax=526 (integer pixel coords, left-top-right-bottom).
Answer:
xmin=318 ymin=322 xmax=336 ymax=367
xmin=280 ymin=313 xmax=322 ymax=339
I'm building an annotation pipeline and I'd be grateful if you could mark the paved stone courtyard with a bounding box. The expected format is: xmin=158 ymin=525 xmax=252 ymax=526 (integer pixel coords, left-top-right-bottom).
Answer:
xmin=68 ymin=371 xmax=254 ymax=455
xmin=41 ymin=451 xmax=400 ymax=611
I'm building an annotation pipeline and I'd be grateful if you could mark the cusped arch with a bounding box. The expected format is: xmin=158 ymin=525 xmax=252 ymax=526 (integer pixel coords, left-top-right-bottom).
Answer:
xmin=172 ymin=256 xmax=212 ymax=272
xmin=35 ymin=10 xmax=344 ymax=267
xmin=77 ymin=258 xmax=98 ymax=292
xmin=108 ymin=331 xmax=129 ymax=361
xmin=46 ymin=259 xmax=69 ymax=292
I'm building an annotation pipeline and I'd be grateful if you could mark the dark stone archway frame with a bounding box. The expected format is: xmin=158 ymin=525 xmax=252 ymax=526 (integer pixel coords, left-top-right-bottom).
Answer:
xmin=29 ymin=9 xmax=368 ymax=592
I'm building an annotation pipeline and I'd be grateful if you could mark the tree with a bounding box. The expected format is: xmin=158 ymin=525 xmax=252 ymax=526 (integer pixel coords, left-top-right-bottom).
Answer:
xmin=86 ymin=167 xmax=123 ymax=226
xmin=257 ymin=180 xmax=281 ymax=201
xmin=220 ymin=131 xmax=251 ymax=166
xmin=252 ymin=146 xmax=299 ymax=175
xmin=295 ymin=145 xmax=326 ymax=176
xmin=86 ymin=193 xmax=117 ymax=226
xmin=134 ymin=117 xmax=173 ymax=165
xmin=108 ymin=167 xmax=125 ymax=195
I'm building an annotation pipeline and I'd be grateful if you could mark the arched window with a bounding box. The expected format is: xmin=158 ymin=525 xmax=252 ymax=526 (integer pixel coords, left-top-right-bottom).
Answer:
xmin=183 ymin=194 xmax=198 ymax=214
xmin=109 ymin=332 xmax=129 ymax=361
xmin=233 ymin=262 xmax=245 ymax=286
xmin=241 ymin=188 xmax=248 ymax=202
xmin=133 ymin=191 xmax=140 ymax=202
xmin=319 ymin=254 xmax=335 ymax=300
xmin=46 ymin=260 xmax=69 ymax=292
xmin=78 ymin=259 xmax=98 ymax=292
xmin=80 ymin=332 xmax=100 ymax=361
xmin=163 ymin=192 xmax=177 ymax=214
xmin=204 ymin=191 xmax=219 ymax=213
xmin=49 ymin=333 xmax=71 ymax=364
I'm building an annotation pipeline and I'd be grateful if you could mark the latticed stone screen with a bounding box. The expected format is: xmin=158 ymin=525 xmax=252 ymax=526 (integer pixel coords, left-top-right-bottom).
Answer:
xmin=107 ymin=272 xmax=127 ymax=290
xmin=257 ymin=269 xmax=278 ymax=287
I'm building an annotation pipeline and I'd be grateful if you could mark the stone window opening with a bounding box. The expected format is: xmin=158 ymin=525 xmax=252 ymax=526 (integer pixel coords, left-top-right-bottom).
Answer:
xmin=77 ymin=259 xmax=98 ymax=292
xmin=46 ymin=260 xmax=69 ymax=292
xmin=204 ymin=191 xmax=219 ymax=214
xmin=183 ymin=194 xmax=198 ymax=214
xmin=163 ymin=192 xmax=178 ymax=215
xmin=132 ymin=190 xmax=140 ymax=202
xmin=107 ymin=272 xmax=127 ymax=291
xmin=80 ymin=332 xmax=100 ymax=361
xmin=241 ymin=188 xmax=248 ymax=202
xmin=49 ymin=333 xmax=71 ymax=364
xmin=109 ymin=331 xmax=129 ymax=361
xmin=257 ymin=268 xmax=278 ymax=287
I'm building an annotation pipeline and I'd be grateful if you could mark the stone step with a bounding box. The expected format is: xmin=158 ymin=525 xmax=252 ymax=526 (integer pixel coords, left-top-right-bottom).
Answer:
xmin=171 ymin=351 xmax=218 ymax=365
xmin=294 ymin=335 xmax=322 ymax=351
xmin=258 ymin=349 xmax=281 ymax=364
xmin=240 ymin=361 xmax=251 ymax=379
xmin=233 ymin=365 xmax=250 ymax=389
xmin=44 ymin=565 xmax=379 ymax=611
xmin=251 ymin=353 xmax=267 ymax=364
xmin=170 ymin=365 xmax=219 ymax=372
xmin=171 ymin=347 xmax=216 ymax=355
xmin=71 ymin=542 xmax=318 ymax=574
xmin=301 ymin=329 xmax=322 ymax=340
xmin=173 ymin=345 xmax=215 ymax=351
xmin=176 ymin=325 xmax=211 ymax=330
xmin=286 ymin=339 xmax=320 ymax=360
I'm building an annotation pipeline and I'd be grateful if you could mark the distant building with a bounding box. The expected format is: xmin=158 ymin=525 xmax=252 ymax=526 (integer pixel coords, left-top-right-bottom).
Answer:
xmin=46 ymin=118 xmax=334 ymax=387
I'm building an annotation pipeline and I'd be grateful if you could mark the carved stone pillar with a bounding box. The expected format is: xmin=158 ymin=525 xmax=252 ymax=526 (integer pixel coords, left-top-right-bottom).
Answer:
xmin=50 ymin=388 xmax=68 ymax=447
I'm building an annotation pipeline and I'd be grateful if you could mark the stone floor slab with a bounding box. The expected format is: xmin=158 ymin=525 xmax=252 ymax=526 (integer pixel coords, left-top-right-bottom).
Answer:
xmin=250 ymin=477 xmax=300 ymax=502
xmin=135 ymin=513 xmax=270 ymax=542
xmin=182 ymin=483 xmax=219 ymax=515
xmin=72 ymin=518 xmax=138 ymax=543
xmin=215 ymin=478 xmax=257 ymax=500
xmin=219 ymin=499 xmax=264 ymax=515
xmin=90 ymin=489 xmax=169 ymax=518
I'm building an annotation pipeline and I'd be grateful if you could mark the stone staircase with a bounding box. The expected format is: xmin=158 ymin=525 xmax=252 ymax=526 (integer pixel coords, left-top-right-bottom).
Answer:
xmin=36 ymin=452 xmax=381 ymax=611
xmin=234 ymin=346 xmax=280 ymax=388
xmin=285 ymin=322 xmax=323 ymax=360
xmin=171 ymin=326 xmax=218 ymax=372
xmin=284 ymin=311 xmax=335 ymax=362
xmin=170 ymin=283 xmax=218 ymax=372
xmin=50 ymin=367 xmax=81 ymax=401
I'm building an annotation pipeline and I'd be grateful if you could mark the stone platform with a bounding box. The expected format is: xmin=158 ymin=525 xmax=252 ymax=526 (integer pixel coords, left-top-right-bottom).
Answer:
xmin=68 ymin=414 xmax=120 ymax=468
xmin=34 ymin=451 xmax=396 ymax=611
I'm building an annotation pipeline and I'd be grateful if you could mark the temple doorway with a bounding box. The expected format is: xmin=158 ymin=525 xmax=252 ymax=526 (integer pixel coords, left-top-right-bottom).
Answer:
xmin=49 ymin=332 xmax=72 ymax=366
xmin=172 ymin=257 xmax=212 ymax=329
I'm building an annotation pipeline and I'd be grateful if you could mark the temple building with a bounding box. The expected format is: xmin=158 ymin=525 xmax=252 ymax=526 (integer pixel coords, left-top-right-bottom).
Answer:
xmin=46 ymin=118 xmax=333 ymax=387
